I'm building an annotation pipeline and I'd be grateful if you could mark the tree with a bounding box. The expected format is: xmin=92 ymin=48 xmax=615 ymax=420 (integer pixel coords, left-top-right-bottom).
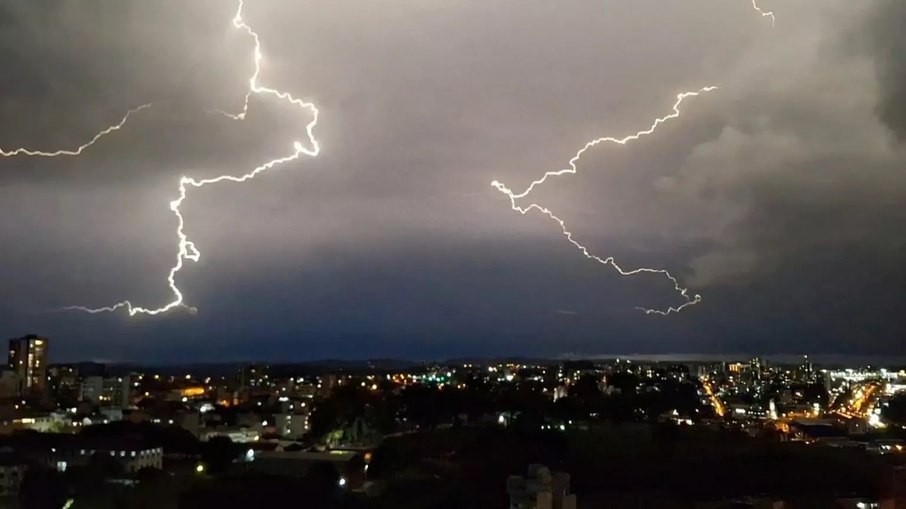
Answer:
xmin=568 ymin=374 xmax=603 ymax=401
xmin=179 ymin=475 xmax=297 ymax=508
xmin=135 ymin=466 xmax=165 ymax=482
xmin=884 ymin=394 xmax=906 ymax=424
xmin=201 ymin=436 xmax=238 ymax=474
xmin=19 ymin=467 xmax=68 ymax=509
xmin=88 ymin=451 xmax=126 ymax=479
xmin=310 ymin=385 xmax=394 ymax=446
xmin=302 ymin=461 xmax=340 ymax=503
xmin=66 ymin=451 xmax=125 ymax=501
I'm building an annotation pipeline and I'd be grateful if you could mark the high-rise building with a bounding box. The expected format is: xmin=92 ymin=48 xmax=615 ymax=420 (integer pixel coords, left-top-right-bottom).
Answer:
xmin=238 ymin=364 xmax=268 ymax=389
xmin=750 ymin=357 xmax=764 ymax=380
xmin=797 ymin=355 xmax=814 ymax=382
xmin=80 ymin=376 xmax=132 ymax=408
xmin=48 ymin=365 xmax=80 ymax=403
xmin=7 ymin=335 xmax=48 ymax=398
xmin=236 ymin=364 xmax=269 ymax=403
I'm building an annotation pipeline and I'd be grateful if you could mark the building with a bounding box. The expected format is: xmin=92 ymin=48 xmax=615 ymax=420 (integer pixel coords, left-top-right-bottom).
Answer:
xmin=48 ymin=364 xmax=80 ymax=402
xmin=70 ymin=440 xmax=163 ymax=473
xmin=797 ymin=355 xmax=814 ymax=382
xmin=174 ymin=410 xmax=201 ymax=436
xmin=3 ymin=413 xmax=63 ymax=433
xmin=273 ymin=413 xmax=309 ymax=439
xmin=0 ymin=434 xmax=162 ymax=474
xmin=80 ymin=376 xmax=131 ymax=407
xmin=507 ymin=464 xmax=577 ymax=509
xmin=239 ymin=364 xmax=268 ymax=386
xmin=728 ymin=363 xmax=746 ymax=375
xmin=8 ymin=335 xmax=48 ymax=398
xmin=249 ymin=450 xmax=366 ymax=490
xmin=749 ymin=357 xmax=764 ymax=380
xmin=237 ymin=364 xmax=270 ymax=404
xmin=0 ymin=371 xmax=21 ymax=399
xmin=200 ymin=427 xmax=260 ymax=443
xmin=0 ymin=447 xmax=27 ymax=500
xmin=882 ymin=464 xmax=906 ymax=508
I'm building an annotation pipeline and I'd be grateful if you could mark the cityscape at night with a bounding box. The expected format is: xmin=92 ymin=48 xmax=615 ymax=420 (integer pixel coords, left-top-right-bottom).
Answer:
xmin=3 ymin=0 xmax=906 ymax=507
xmin=0 ymin=335 xmax=905 ymax=507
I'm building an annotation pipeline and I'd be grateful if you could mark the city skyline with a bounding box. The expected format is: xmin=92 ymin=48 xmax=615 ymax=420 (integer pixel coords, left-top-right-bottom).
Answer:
xmin=11 ymin=333 xmax=906 ymax=368
xmin=3 ymin=2 xmax=906 ymax=508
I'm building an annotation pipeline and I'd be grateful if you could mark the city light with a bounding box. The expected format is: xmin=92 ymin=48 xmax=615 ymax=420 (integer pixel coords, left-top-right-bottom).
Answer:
xmin=13 ymin=2 xmax=906 ymax=507
xmin=181 ymin=387 xmax=206 ymax=397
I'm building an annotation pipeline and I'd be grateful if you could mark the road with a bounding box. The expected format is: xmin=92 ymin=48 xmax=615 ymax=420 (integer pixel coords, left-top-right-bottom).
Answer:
xmin=835 ymin=381 xmax=882 ymax=419
xmin=701 ymin=377 xmax=726 ymax=417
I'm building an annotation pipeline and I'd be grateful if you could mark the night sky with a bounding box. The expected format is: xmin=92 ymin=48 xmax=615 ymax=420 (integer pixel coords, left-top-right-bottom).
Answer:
xmin=1 ymin=1 xmax=905 ymax=362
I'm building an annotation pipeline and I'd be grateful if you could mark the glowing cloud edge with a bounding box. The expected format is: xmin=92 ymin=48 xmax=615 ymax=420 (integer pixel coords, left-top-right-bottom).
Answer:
xmin=64 ymin=0 xmax=320 ymax=316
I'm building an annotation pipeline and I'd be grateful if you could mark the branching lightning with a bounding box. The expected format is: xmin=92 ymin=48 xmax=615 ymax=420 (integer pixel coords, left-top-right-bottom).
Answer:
xmin=488 ymin=1 xmax=775 ymax=315
xmin=751 ymin=0 xmax=776 ymax=26
xmin=0 ymin=104 xmax=151 ymax=157
xmin=491 ymin=87 xmax=718 ymax=315
xmin=2 ymin=0 xmax=775 ymax=318
xmin=63 ymin=0 xmax=320 ymax=316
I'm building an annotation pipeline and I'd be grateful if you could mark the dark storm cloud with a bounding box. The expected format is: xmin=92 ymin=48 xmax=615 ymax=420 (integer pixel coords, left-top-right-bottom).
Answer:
xmin=1 ymin=0 xmax=903 ymax=360
xmin=864 ymin=0 xmax=906 ymax=139
xmin=520 ymin=0 xmax=906 ymax=321
xmin=646 ymin=1 xmax=906 ymax=351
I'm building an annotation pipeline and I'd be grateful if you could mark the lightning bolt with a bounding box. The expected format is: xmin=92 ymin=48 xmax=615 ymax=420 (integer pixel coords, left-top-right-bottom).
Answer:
xmin=751 ymin=0 xmax=776 ymax=26
xmin=0 ymin=104 xmax=151 ymax=157
xmin=5 ymin=0 xmax=771 ymax=318
xmin=491 ymin=87 xmax=717 ymax=315
xmin=488 ymin=1 xmax=775 ymax=315
xmin=64 ymin=0 xmax=319 ymax=316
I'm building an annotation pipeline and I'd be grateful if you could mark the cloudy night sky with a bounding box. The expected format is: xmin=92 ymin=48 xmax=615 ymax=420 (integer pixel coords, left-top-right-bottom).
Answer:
xmin=1 ymin=0 xmax=905 ymax=362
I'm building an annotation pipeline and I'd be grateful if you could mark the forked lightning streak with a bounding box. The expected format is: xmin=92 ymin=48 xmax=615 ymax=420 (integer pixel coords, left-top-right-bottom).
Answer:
xmin=65 ymin=0 xmax=320 ymax=315
xmin=751 ymin=0 xmax=776 ymax=26
xmin=489 ymin=0 xmax=775 ymax=315
xmin=2 ymin=0 xmax=775 ymax=317
xmin=491 ymin=87 xmax=718 ymax=315
xmin=0 ymin=104 xmax=151 ymax=157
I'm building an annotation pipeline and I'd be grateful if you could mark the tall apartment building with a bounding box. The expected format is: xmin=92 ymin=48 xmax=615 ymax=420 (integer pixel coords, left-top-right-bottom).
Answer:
xmin=80 ymin=376 xmax=132 ymax=407
xmin=7 ymin=335 xmax=48 ymax=398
